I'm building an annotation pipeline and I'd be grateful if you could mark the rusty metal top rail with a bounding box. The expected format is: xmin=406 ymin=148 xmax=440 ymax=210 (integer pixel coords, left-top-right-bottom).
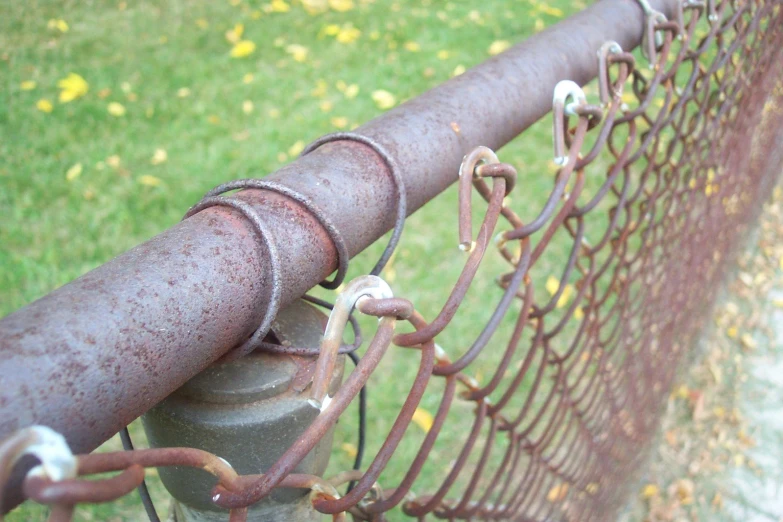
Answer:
xmin=4 ymin=0 xmax=783 ymax=520
xmin=0 ymin=0 xmax=677 ymax=460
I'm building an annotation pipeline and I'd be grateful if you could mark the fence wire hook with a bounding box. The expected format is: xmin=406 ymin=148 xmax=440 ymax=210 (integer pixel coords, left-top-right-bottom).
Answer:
xmin=310 ymin=275 xmax=394 ymax=406
xmin=705 ymin=0 xmax=719 ymax=22
xmin=1 ymin=426 xmax=76 ymax=484
xmin=0 ymin=425 xmax=77 ymax=515
xmin=642 ymin=9 xmax=669 ymax=67
xmin=552 ymin=80 xmax=587 ymax=166
xmin=597 ymin=41 xmax=624 ymax=106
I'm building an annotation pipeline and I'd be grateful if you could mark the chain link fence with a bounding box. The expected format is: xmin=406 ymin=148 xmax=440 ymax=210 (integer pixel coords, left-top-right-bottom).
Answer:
xmin=2 ymin=0 xmax=783 ymax=520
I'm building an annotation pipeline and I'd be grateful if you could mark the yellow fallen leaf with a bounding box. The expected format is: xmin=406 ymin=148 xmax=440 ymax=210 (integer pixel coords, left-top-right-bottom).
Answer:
xmin=301 ymin=0 xmax=329 ymax=14
xmin=196 ymin=18 xmax=209 ymax=29
xmin=319 ymin=100 xmax=333 ymax=112
xmin=57 ymin=73 xmax=89 ymax=103
xmin=727 ymin=326 xmax=738 ymax=339
xmin=488 ymin=40 xmax=511 ymax=56
xmin=585 ymin=482 xmax=599 ymax=495
xmin=285 ymin=44 xmax=309 ymax=63
xmin=139 ymin=175 xmax=163 ymax=187
xmin=322 ymin=23 xmax=340 ymax=36
xmin=537 ymin=4 xmax=564 ymax=17
xmin=243 ymin=73 xmax=254 ymax=84
xmin=343 ymin=84 xmax=359 ymax=99
xmin=107 ymin=155 xmax=121 ymax=168
xmin=673 ymin=384 xmax=689 ymax=399
xmin=288 ymin=140 xmax=305 ymax=157
xmin=36 ymin=99 xmax=53 ymax=113
xmin=226 ymin=23 xmax=244 ymax=43
xmin=329 ymin=0 xmax=354 ymax=11
xmin=340 ymin=442 xmax=357 ymax=458
xmin=66 ymin=163 xmax=83 ymax=181
xmin=47 ymin=19 xmax=69 ymax=32
xmin=641 ymin=483 xmax=659 ymax=499
xmin=545 ymin=276 xmax=559 ymax=296
xmin=555 ymin=285 xmax=573 ymax=308
xmin=150 ymin=148 xmax=168 ymax=165
xmin=436 ymin=50 xmax=450 ymax=60
xmin=20 ymin=80 xmax=37 ymax=91
xmin=452 ymin=64 xmax=466 ymax=77
xmin=404 ymin=41 xmax=421 ymax=52
xmin=412 ymin=407 xmax=434 ymax=433
xmin=269 ymin=0 xmax=290 ymax=12
xmin=372 ymin=89 xmax=396 ymax=110
xmin=242 ymin=100 xmax=254 ymax=114
xmin=331 ymin=116 xmax=348 ymax=128
xmin=312 ymin=79 xmax=328 ymax=98
xmin=107 ymin=102 xmax=126 ymax=117
xmin=177 ymin=87 xmax=191 ymax=98
xmin=740 ymin=333 xmax=757 ymax=350
xmin=335 ymin=25 xmax=361 ymax=44
xmin=673 ymin=478 xmax=695 ymax=505
xmin=547 ymin=483 xmax=568 ymax=502
xmin=574 ymin=307 xmax=584 ymax=320
xmin=230 ymin=40 xmax=256 ymax=58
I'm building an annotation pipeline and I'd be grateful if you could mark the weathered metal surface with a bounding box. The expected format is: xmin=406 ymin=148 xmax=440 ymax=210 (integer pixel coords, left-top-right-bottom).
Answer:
xmin=3 ymin=11 xmax=783 ymax=517
xmin=8 ymin=0 xmax=783 ymax=521
xmin=0 ymin=0 xmax=680 ymax=462
xmin=142 ymin=300 xmax=341 ymax=521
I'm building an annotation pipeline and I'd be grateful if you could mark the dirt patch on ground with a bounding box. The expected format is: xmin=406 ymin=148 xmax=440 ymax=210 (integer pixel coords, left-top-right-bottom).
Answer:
xmin=621 ymin=186 xmax=783 ymax=522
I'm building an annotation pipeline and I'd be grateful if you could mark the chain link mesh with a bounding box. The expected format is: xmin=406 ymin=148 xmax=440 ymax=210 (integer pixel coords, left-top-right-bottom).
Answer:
xmin=3 ymin=1 xmax=783 ymax=521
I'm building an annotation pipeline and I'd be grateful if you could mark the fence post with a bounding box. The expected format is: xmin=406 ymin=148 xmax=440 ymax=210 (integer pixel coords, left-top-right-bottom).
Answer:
xmin=141 ymin=300 xmax=343 ymax=521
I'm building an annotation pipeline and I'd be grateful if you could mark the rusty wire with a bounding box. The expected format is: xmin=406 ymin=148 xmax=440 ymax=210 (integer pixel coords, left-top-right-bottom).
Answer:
xmin=3 ymin=0 xmax=783 ymax=520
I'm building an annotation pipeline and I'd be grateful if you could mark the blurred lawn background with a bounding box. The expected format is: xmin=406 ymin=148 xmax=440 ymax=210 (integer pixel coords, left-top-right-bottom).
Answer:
xmin=0 ymin=0 xmax=595 ymax=519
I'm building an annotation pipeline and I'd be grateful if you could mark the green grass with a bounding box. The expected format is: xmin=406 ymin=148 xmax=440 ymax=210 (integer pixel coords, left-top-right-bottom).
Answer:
xmin=0 ymin=0 xmax=653 ymax=520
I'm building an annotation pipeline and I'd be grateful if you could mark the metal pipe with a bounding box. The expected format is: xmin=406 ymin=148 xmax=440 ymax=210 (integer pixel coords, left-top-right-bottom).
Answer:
xmin=0 ymin=0 xmax=677 ymax=481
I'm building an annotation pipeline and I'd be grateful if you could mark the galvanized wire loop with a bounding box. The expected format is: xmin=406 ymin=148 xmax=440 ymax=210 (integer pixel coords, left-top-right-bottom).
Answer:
xmin=201 ymin=179 xmax=350 ymax=290
xmin=310 ymin=276 xmax=394 ymax=405
xmin=184 ymin=196 xmax=283 ymax=361
xmin=301 ymin=132 xmax=407 ymax=276
xmin=597 ymin=41 xmax=636 ymax=106
xmin=552 ymin=81 xmax=601 ymax=166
